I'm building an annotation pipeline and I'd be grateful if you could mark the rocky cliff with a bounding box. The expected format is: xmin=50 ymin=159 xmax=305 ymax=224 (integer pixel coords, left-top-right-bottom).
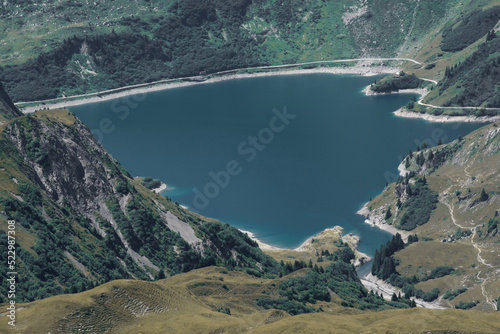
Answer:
xmin=0 ymin=81 xmax=21 ymax=122
xmin=0 ymin=109 xmax=278 ymax=302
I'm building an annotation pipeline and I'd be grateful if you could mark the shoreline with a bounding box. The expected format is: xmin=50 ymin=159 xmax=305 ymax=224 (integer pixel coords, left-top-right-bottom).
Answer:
xmin=394 ymin=108 xmax=500 ymax=123
xmin=239 ymin=226 xmax=371 ymax=267
xmin=18 ymin=64 xmax=399 ymax=113
xmin=362 ymin=85 xmax=429 ymax=98
xmin=363 ymin=85 xmax=500 ymax=123
xmin=238 ymin=229 xmax=282 ymax=251
xmin=152 ymin=182 xmax=168 ymax=194
xmin=357 ymin=203 xmax=408 ymax=241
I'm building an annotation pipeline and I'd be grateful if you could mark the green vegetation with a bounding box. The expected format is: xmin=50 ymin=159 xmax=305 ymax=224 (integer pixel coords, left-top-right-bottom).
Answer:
xmin=0 ymin=197 xmax=129 ymax=302
xmin=0 ymin=0 xmax=355 ymax=102
xmin=141 ymin=176 xmax=162 ymax=190
xmin=486 ymin=217 xmax=498 ymax=237
xmin=443 ymin=288 xmax=467 ymax=300
xmin=454 ymin=300 xmax=480 ymax=310
xmin=438 ymin=36 xmax=500 ymax=108
xmin=370 ymin=72 xmax=424 ymax=93
xmin=0 ymin=0 xmax=478 ymax=106
xmin=480 ymin=188 xmax=489 ymax=202
xmin=397 ymin=177 xmax=438 ymax=231
xmin=371 ymin=233 xmax=405 ymax=280
xmin=421 ymin=266 xmax=455 ymax=281
xmin=6 ymin=265 xmax=500 ymax=334
xmin=259 ymin=244 xmax=413 ymax=314
xmin=1 ymin=33 xmax=173 ymax=101
xmin=198 ymin=222 xmax=280 ymax=277
xmin=256 ymin=298 xmax=316 ymax=315
xmin=372 ymin=234 xmax=457 ymax=303
xmin=440 ymin=6 xmax=500 ymax=52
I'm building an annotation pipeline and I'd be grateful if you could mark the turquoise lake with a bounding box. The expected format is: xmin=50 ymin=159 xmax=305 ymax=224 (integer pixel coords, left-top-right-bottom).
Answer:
xmin=71 ymin=73 xmax=482 ymax=262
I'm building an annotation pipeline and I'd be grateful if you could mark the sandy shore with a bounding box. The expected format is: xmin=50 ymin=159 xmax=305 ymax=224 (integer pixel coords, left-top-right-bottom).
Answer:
xmin=238 ymin=229 xmax=282 ymax=251
xmin=18 ymin=64 xmax=399 ymax=114
xmin=152 ymin=182 xmax=167 ymax=194
xmin=394 ymin=108 xmax=500 ymax=123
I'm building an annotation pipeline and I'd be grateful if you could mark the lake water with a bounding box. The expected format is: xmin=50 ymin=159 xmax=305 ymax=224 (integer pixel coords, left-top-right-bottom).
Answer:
xmin=71 ymin=73 xmax=482 ymax=261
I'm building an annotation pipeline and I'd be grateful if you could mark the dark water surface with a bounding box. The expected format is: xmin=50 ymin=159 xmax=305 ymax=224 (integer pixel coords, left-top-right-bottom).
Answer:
xmin=71 ymin=73 xmax=482 ymax=260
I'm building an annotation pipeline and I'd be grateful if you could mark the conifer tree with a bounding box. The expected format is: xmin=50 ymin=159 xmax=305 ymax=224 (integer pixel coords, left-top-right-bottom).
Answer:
xmin=372 ymin=249 xmax=380 ymax=275
xmin=384 ymin=207 xmax=392 ymax=220
xmin=380 ymin=257 xmax=396 ymax=280
xmin=480 ymin=188 xmax=489 ymax=202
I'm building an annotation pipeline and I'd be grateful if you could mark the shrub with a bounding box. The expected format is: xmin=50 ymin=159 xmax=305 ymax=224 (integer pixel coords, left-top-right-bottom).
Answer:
xmin=444 ymin=288 xmax=467 ymax=300
xmin=455 ymin=300 xmax=479 ymax=310
xmin=141 ymin=177 xmax=162 ymax=190
xmin=115 ymin=179 xmax=129 ymax=195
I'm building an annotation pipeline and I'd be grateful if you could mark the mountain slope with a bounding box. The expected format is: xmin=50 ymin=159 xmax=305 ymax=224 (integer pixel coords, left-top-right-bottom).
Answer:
xmin=0 ymin=0 xmax=465 ymax=102
xmin=0 ymin=109 xmax=279 ymax=302
xmin=361 ymin=121 xmax=500 ymax=311
xmin=1 ymin=266 xmax=499 ymax=334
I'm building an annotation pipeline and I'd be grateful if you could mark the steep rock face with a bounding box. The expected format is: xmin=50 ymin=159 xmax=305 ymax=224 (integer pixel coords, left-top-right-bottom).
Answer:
xmin=5 ymin=115 xmax=115 ymax=223
xmin=0 ymin=110 xmax=278 ymax=303
xmin=0 ymin=81 xmax=21 ymax=121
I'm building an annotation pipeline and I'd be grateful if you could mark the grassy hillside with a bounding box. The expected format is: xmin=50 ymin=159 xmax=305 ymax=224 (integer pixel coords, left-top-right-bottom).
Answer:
xmin=1 ymin=266 xmax=498 ymax=333
xmin=362 ymin=121 xmax=500 ymax=311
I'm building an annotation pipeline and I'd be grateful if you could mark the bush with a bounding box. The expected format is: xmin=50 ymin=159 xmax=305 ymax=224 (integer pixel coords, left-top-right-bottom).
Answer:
xmin=115 ymin=179 xmax=129 ymax=195
xmin=141 ymin=177 xmax=162 ymax=190
xmin=455 ymin=300 xmax=479 ymax=310
xmin=424 ymin=266 xmax=455 ymax=281
xmin=444 ymin=288 xmax=467 ymax=300
xmin=257 ymin=298 xmax=316 ymax=315
xmin=415 ymin=288 xmax=440 ymax=302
